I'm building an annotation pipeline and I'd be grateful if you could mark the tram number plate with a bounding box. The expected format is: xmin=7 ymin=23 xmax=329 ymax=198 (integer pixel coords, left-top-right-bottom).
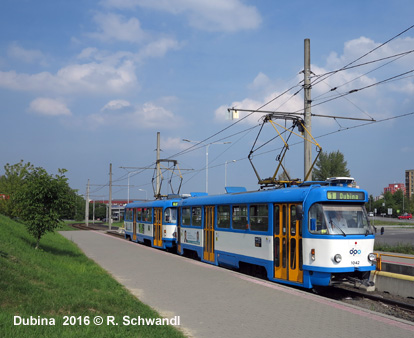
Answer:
xmin=351 ymin=261 xmax=360 ymax=266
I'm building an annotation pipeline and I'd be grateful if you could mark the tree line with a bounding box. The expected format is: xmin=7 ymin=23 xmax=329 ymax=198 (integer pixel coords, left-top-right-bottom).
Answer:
xmin=0 ymin=160 xmax=106 ymax=249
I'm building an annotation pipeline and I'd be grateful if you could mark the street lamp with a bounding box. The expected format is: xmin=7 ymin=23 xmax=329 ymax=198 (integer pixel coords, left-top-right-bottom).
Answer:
xmin=183 ymin=139 xmax=231 ymax=193
xmin=139 ymin=188 xmax=148 ymax=200
xmin=225 ymin=160 xmax=236 ymax=187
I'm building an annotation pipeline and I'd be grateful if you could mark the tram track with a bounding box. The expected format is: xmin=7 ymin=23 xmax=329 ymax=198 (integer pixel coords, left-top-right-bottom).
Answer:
xmin=315 ymin=284 xmax=414 ymax=322
xmin=69 ymin=223 xmax=119 ymax=231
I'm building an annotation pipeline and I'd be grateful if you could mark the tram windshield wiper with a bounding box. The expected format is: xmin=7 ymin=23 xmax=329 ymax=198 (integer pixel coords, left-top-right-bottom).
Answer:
xmin=329 ymin=219 xmax=346 ymax=237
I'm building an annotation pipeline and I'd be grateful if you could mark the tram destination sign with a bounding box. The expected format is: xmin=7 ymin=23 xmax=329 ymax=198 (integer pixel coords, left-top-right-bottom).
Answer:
xmin=327 ymin=191 xmax=365 ymax=201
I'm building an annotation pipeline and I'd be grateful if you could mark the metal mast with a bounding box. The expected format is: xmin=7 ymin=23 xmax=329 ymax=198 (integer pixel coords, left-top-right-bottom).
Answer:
xmin=156 ymin=132 xmax=161 ymax=198
xmin=304 ymin=38 xmax=312 ymax=181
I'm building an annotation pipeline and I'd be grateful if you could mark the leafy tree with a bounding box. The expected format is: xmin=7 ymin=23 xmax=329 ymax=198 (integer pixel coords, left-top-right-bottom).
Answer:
xmin=312 ymin=150 xmax=351 ymax=181
xmin=0 ymin=160 xmax=34 ymax=216
xmin=93 ymin=203 xmax=107 ymax=220
xmin=13 ymin=166 xmax=74 ymax=249
xmin=60 ymin=189 xmax=85 ymax=221
xmin=372 ymin=190 xmax=412 ymax=217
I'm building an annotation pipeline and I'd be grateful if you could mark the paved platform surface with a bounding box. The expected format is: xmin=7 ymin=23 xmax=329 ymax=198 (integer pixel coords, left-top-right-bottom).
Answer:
xmin=60 ymin=230 xmax=414 ymax=338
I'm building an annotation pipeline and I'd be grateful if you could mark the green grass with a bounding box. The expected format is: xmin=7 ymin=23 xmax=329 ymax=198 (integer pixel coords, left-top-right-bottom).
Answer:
xmin=370 ymin=219 xmax=414 ymax=226
xmin=0 ymin=214 xmax=185 ymax=338
xmin=374 ymin=242 xmax=414 ymax=255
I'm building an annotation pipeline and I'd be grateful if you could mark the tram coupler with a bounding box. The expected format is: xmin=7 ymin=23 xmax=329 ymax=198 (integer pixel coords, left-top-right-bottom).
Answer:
xmin=345 ymin=276 xmax=375 ymax=288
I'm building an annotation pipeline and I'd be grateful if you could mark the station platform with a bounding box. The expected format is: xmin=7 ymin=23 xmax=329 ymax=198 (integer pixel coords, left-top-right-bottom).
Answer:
xmin=60 ymin=230 xmax=414 ymax=338
xmin=376 ymin=251 xmax=414 ymax=275
xmin=371 ymin=252 xmax=414 ymax=298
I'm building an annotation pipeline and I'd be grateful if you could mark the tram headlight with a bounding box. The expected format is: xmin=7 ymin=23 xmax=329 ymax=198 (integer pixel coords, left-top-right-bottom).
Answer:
xmin=334 ymin=254 xmax=342 ymax=263
xmin=368 ymin=253 xmax=376 ymax=262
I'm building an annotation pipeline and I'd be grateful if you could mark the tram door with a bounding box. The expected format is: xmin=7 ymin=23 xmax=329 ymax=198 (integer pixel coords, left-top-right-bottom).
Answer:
xmin=154 ymin=208 xmax=163 ymax=247
xmin=132 ymin=208 xmax=137 ymax=242
xmin=177 ymin=208 xmax=182 ymax=253
xmin=203 ymin=206 xmax=215 ymax=262
xmin=274 ymin=204 xmax=303 ymax=283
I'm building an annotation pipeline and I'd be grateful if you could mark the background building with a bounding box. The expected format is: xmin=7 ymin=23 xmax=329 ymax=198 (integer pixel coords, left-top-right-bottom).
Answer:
xmin=384 ymin=183 xmax=405 ymax=195
xmin=405 ymin=169 xmax=414 ymax=197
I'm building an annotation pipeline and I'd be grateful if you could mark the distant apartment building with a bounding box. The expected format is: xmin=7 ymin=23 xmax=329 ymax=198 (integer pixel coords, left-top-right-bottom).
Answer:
xmin=406 ymin=169 xmax=414 ymax=197
xmin=384 ymin=183 xmax=405 ymax=195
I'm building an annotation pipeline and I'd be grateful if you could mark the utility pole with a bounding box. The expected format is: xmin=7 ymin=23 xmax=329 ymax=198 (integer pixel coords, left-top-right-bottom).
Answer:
xmin=92 ymin=200 xmax=95 ymax=224
xmin=109 ymin=163 xmax=112 ymax=230
xmin=85 ymin=179 xmax=90 ymax=227
xmin=304 ymin=38 xmax=312 ymax=181
xmin=156 ymin=132 xmax=161 ymax=199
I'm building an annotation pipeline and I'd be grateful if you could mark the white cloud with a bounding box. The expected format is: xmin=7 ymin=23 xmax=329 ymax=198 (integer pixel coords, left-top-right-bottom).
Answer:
xmin=88 ymin=12 xmax=146 ymax=43
xmin=7 ymin=42 xmax=48 ymax=66
xmin=249 ymin=72 xmax=271 ymax=90
xmin=88 ymin=100 xmax=181 ymax=129
xmin=310 ymin=37 xmax=414 ymax=121
xmin=102 ymin=0 xmax=262 ymax=32
xmin=101 ymin=99 xmax=131 ymax=111
xmin=160 ymin=137 xmax=189 ymax=151
xmin=29 ymin=98 xmax=71 ymax=116
xmin=215 ymin=72 xmax=304 ymax=125
xmin=0 ymin=60 xmax=138 ymax=94
xmin=137 ymin=38 xmax=183 ymax=60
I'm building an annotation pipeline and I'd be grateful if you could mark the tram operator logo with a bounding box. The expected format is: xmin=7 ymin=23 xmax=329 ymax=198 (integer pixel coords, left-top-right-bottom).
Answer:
xmin=349 ymin=248 xmax=361 ymax=256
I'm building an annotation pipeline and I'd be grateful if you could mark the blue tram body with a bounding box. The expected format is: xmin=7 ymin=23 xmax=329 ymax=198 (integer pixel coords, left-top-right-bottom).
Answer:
xmin=123 ymin=182 xmax=376 ymax=289
xmin=124 ymin=199 xmax=179 ymax=249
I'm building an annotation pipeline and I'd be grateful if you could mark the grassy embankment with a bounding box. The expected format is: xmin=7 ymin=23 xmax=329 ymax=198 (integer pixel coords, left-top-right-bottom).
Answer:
xmin=0 ymin=215 xmax=185 ymax=338
xmin=374 ymin=242 xmax=414 ymax=255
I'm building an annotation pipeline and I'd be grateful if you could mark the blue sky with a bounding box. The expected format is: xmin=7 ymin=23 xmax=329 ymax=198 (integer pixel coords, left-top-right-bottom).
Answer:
xmin=1 ymin=0 xmax=414 ymax=200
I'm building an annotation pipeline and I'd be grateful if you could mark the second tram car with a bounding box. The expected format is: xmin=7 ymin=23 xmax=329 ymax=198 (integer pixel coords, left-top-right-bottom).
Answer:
xmin=124 ymin=199 xmax=179 ymax=250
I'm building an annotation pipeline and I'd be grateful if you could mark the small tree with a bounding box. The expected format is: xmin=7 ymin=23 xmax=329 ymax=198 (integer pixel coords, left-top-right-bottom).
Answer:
xmin=13 ymin=167 xmax=74 ymax=249
xmin=312 ymin=150 xmax=351 ymax=181
xmin=0 ymin=160 xmax=34 ymax=216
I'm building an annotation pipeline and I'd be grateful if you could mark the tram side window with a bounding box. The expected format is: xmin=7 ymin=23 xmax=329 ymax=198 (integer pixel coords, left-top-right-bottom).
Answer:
xmin=232 ymin=205 xmax=248 ymax=230
xmin=192 ymin=207 xmax=202 ymax=226
xmin=125 ymin=209 xmax=133 ymax=221
xmin=143 ymin=208 xmax=152 ymax=222
xmin=291 ymin=205 xmax=297 ymax=235
xmin=309 ymin=203 xmax=327 ymax=234
xmin=217 ymin=205 xmax=230 ymax=228
xmin=137 ymin=208 xmax=142 ymax=222
xmin=250 ymin=204 xmax=268 ymax=232
xmin=274 ymin=205 xmax=280 ymax=235
xmin=182 ymin=207 xmax=191 ymax=226
xmin=164 ymin=207 xmax=177 ymax=223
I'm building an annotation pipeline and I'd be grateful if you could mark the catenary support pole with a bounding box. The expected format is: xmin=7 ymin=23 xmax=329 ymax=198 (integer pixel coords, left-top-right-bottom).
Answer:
xmin=85 ymin=179 xmax=89 ymax=227
xmin=156 ymin=132 xmax=161 ymax=199
xmin=304 ymin=38 xmax=312 ymax=181
xmin=109 ymin=163 xmax=112 ymax=230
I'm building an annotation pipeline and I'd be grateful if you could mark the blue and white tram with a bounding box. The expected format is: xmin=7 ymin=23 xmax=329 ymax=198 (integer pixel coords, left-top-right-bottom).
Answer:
xmin=124 ymin=199 xmax=179 ymax=250
xmin=176 ymin=182 xmax=376 ymax=288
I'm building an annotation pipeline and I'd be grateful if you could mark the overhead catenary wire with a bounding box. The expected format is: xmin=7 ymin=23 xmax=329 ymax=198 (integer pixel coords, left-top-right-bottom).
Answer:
xmin=310 ymin=24 xmax=414 ymax=87
xmin=312 ymin=49 xmax=414 ymax=107
xmin=166 ymin=81 xmax=304 ymax=161
xmin=102 ymin=25 xmax=414 ymax=197
xmin=310 ymin=68 xmax=414 ymax=109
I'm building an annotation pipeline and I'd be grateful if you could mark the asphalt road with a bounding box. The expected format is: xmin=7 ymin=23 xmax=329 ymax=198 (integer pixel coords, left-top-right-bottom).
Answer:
xmin=372 ymin=225 xmax=414 ymax=245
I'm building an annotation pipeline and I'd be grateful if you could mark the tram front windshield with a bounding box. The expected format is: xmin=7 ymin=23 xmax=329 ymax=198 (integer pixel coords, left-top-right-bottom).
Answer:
xmin=309 ymin=204 xmax=374 ymax=236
